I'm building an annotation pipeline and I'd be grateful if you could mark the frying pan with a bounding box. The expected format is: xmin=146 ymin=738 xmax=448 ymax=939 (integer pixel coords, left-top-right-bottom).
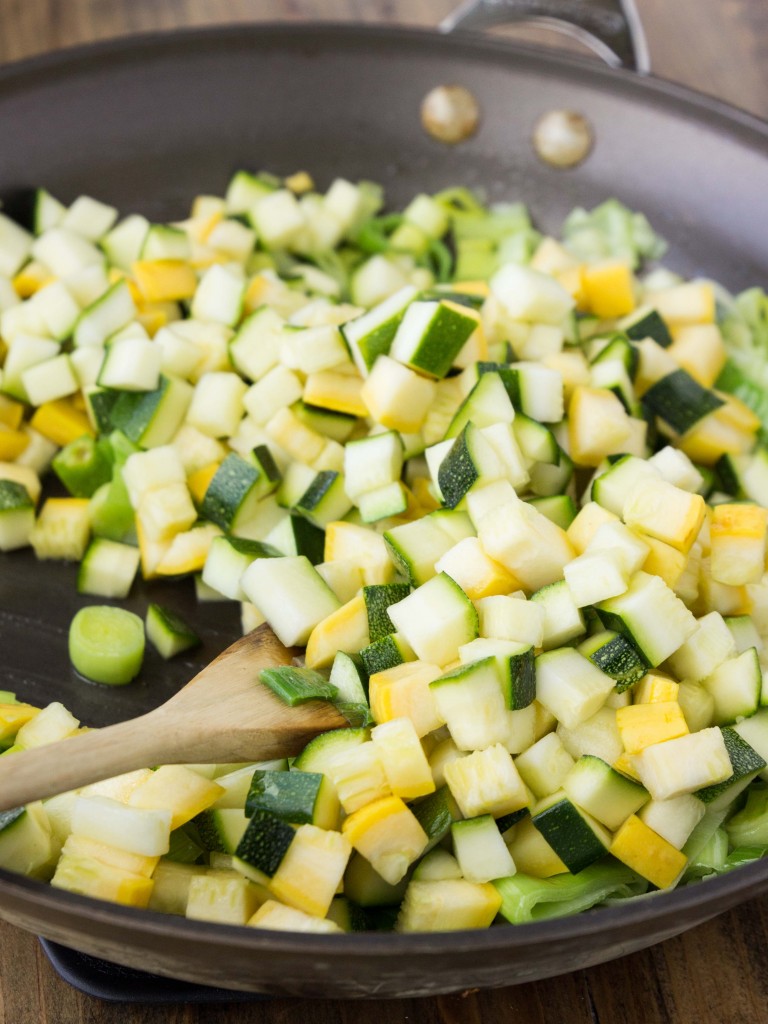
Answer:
xmin=1 ymin=1 xmax=768 ymax=998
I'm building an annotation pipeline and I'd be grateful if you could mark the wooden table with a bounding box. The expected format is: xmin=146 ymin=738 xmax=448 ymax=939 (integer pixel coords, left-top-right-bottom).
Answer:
xmin=0 ymin=1 xmax=767 ymax=1021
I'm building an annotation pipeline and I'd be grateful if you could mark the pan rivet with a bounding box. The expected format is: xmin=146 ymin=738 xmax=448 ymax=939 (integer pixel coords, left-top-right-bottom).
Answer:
xmin=533 ymin=110 xmax=593 ymax=168
xmin=421 ymin=84 xmax=480 ymax=144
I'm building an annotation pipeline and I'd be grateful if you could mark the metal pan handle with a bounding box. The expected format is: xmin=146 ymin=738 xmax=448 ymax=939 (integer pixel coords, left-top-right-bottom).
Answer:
xmin=440 ymin=0 xmax=650 ymax=73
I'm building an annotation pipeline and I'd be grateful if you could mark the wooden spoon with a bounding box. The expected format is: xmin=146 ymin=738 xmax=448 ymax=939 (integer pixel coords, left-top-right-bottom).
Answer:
xmin=0 ymin=623 xmax=346 ymax=813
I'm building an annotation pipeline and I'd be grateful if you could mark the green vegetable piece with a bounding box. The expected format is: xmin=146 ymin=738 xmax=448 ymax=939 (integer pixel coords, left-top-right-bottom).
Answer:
xmin=145 ymin=603 xmax=200 ymax=660
xmin=52 ymin=434 xmax=113 ymax=498
xmin=246 ymin=769 xmax=327 ymax=823
xmin=494 ymin=861 xmax=646 ymax=924
xmin=259 ymin=666 xmax=338 ymax=707
xmin=363 ymin=583 xmax=411 ymax=643
xmin=68 ymin=605 xmax=145 ymax=685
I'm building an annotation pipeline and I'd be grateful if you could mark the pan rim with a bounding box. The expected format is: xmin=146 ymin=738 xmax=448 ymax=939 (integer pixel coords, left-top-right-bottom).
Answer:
xmin=0 ymin=18 xmax=767 ymax=980
xmin=3 ymin=854 xmax=768 ymax=958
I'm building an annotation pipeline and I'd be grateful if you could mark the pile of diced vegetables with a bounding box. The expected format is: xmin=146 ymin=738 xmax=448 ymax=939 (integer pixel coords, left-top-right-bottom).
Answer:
xmin=3 ymin=170 xmax=768 ymax=935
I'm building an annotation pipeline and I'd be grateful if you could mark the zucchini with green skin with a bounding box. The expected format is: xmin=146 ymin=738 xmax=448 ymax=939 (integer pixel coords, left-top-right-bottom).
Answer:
xmin=145 ymin=604 xmax=200 ymax=659
xmin=577 ymin=631 xmax=646 ymax=693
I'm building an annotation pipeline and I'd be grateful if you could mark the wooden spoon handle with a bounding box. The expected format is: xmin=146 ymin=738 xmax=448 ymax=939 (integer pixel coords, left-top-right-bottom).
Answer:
xmin=0 ymin=710 xmax=170 ymax=811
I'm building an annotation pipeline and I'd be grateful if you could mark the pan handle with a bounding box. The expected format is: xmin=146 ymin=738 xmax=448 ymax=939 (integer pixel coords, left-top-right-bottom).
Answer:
xmin=440 ymin=0 xmax=650 ymax=73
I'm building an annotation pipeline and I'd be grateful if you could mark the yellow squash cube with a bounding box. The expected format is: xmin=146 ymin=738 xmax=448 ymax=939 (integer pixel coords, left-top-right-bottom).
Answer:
xmin=127 ymin=765 xmax=224 ymax=830
xmin=342 ymin=795 xmax=428 ymax=885
xmin=581 ymin=260 xmax=636 ymax=318
xmin=305 ymin=592 xmax=370 ymax=669
xmin=132 ymin=259 xmax=198 ymax=302
xmin=710 ymin=503 xmax=768 ymax=586
xmin=616 ymin=701 xmax=689 ymax=754
xmin=568 ymin=386 xmax=631 ymax=467
xmin=368 ymin=661 xmax=444 ymax=737
xmin=609 ymin=814 xmax=687 ymax=888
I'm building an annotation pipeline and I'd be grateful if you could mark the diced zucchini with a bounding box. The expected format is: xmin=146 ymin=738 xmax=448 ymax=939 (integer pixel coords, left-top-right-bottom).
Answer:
xmin=577 ymin=630 xmax=645 ymax=693
xmin=535 ymin=648 xmax=615 ymax=730
xmin=595 ymin=571 xmax=697 ymax=668
xmin=246 ymin=769 xmax=339 ymax=830
xmin=451 ymin=815 xmax=516 ymax=883
xmin=77 ymin=538 xmax=140 ymax=598
xmin=561 ymin=755 xmax=648 ymax=831
xmin=388 ymin=572 xmax=478 ymax=667
xmin=530 ymin=791 xmax=612 ymax=874
xmin=145 ymin=604 xmax=200 ymax=659
xmin=342 ymin=285 xmax=418 ymax=374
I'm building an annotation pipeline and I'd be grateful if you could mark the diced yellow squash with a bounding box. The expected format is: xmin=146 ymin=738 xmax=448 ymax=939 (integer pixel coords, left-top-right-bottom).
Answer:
xmin=541 ymin=349 xmax=591 ymax=400
xmin=371 ymin=717 xmax=436 ymax=800
xmin=677 ymin=409 xmax=755 ymax=465
xmin=410 ymin=475 xmax=441 ymax=513
xmin=396 ymin=878 xmax=502 ymax=932
xmin=30 ymin=398 xmax=95 ymax=446
xmin=715 ymin=392 xmax=762 ymax=435
xmin=324 ymin=740 xmax=391 ymax=814
xmin=51 ymin=854 xmax=154 ymax=908
xmin=303 ymin=370 xmax=368 ymax=417
xmin=581 ymin=260 xmax=636 ymax=318
xmin=268 ymin=824 xmax=351 ymax=918
xmin=530 ymin=237 xmax=577 ymax=275
xmin=341 ymin=795 xmax=428 ymax=885
xmin=360 ymin=355 xmax=437 ymax=434
xmin=0 ymin=395 xmax=24 ymax=430
xmin=132 ymin=259 xmax=198 ymax=302
xmin=29 ymin=497 xmax=91 ymax=561
xmin=368 ymin=661 xmax=444 ymax=737
xmin=623 ymin=476 xmax=705 ymax=555
xmin=555 ymin=264 xmax=587 ymax=307
xmin=154 ymin=522 xmax=222 ymax=576
xmin=506 ymin=814 xmax=568 ymax=877
xmin=266 ymin=406 xmax=326 ymax=465
xmin=187 ymin=460 xmax=221 ymax=505
xmin=695 ymin=556 xmax=751 ymax=616
xmin=434 ymin=536 xmax=519 ymax=601
xmin=710 ymin=503 xmax=768 ymax=586
xmin=0 ymin=702 xmax=40 ymax=742
xmin=668 ymin=324 xmax=726 ymax=388
xmin=135 ymin=300 xmax=179 ymax=337
xmin=137 ymin=482 xmax=197 ymax=543
xmin=60 ymin=834 xmax=159 ymax=878
xmin=639 ymin=533 xmax=689 ymax=589
xmin=135 ymin=518 xmax=172 ymax=580
xmin=284 ymin=170 xmax=315 ymax=193
xmin=15 ymin=700 xmax=80 ymax=748
xmin=248 ymin=899 xmax=343 ymax=934
xmin=0 ymin=426 xmax=29 ymax=460
xmin=566 ymin=502 xmax=620 ymax=554
xmin=568 ymin=386 xmax=631 ymax=467
xmin=80 ymin=768 xmax=154 ymax=803
xmin=609 ymin=814 xmax=687 ymax=888
xmin=324 ymin=520 xmax=395 ymax=585
xmin=612 ymin=752 xmax=643 ymax=782
xmin=13 ymin=262 xmax=53 ymax=297
xmin=633 ymin=672 xmax=680 ymax=704
xmin=109 ymin=267 xmax=143 ymax=304
xmin=127 ymin=766 xmax=224 ymax=830
xmin=305 ymin=592 xmax=371 ymax=669
xmin=450 ymin=279 xmax=491 ymax=298
xmin=616 ymin=701 xmax=689 ymax=754
xmin=651 ymin=280 xmax=715 ymax=325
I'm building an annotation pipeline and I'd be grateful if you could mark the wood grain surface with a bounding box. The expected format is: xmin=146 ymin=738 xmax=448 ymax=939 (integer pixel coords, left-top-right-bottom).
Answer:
xmin=0 ymin=1 xmax=767 ymax=1022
